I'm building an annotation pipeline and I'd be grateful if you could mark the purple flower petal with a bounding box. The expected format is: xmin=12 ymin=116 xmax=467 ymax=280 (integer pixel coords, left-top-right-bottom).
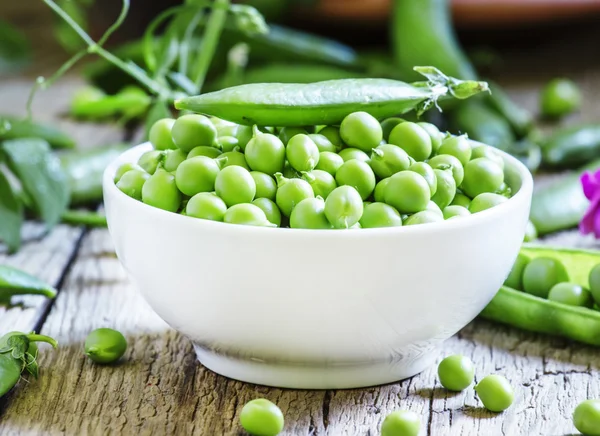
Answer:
xmin=579 ymin=193 xmax=600 ymax=236
xmin=581 ymin=171 xmax=600 ymax=201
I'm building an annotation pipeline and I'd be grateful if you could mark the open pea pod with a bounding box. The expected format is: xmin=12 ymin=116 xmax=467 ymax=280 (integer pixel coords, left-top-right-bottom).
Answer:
xmin=0 ymin=265 xmax=57 ymax=304
xmin=480 ymin=244 xmax=600 ymax=346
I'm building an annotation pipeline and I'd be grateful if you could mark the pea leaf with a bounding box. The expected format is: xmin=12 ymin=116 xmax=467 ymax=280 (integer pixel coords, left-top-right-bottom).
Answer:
xmin=0 ymin=169 xmax=24 ymax=253
xmin=2 ymin=139 xmax=69 ymax=228
xmin=0 ymin=20 xmax=31 ymax=73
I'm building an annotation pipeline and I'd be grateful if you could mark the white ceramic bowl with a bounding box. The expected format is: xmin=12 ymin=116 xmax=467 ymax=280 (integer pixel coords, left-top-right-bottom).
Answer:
xmin=103 ymin=142 xmax=533 ymax=389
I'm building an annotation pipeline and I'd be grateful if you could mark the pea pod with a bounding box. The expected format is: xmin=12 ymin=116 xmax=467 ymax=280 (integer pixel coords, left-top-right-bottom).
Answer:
xmin=61 ymin=210 xmax=107 ymax=228
xmin=542 ymin=124 xmax=600 ymax=169
xmin=530 ymin=158 xmax=600 ymax=235
xmin=175 ymin=67 xmax=489 ymax=126
xmin=0 ymin=115 xmax=75 ymax=149
xmin=0 ymin=265 xmax=57 ymax=304
xmin=481 ymin=245 xmax=600 ymax=346
xmin=485 ymin=80 xmax=534 ymax=137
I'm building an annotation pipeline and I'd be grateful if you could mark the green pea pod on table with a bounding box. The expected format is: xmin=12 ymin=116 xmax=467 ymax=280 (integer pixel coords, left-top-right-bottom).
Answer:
xmin=175 ymin=66 xmax=489 ymax=126
xmin=0 ymin=115 xmax=75 ymax=149
xmin=0 ymin=265 xmax=57 ymax=304
xmin=541 ymin=124 xmax=600 ymax=169
xmin=485 ymin=81 xmax=534 ymax=138
xmin=481 ymin=245 xmax=600 ymax=347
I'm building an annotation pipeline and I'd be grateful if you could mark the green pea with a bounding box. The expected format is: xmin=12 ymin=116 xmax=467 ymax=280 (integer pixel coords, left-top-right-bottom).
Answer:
xmin=340 ymin=111 xmax=382 ymax=153
xmin=522 ymin=257 xmax=570 ymax=298
xmin=239 ymin=398 xmax=284 ymax=436
xmin=451 ymin=193 xmax=471 ymax=208
xmin=278 ymin=126 xmax=308 ymax=145
xmin=315 ymin=151 xmax=344 ymax=176
xmin=216 ymin=124 xmax=239 ymax=138
xmin=426 ymin=201 xmax=444 ymax=218
xmin=250 ymin=171 xmax=277 ymax=201
xmin=417 ymin=121 xmax=444 ymax=153
xmin=338 ymin=147 xmax=370 ymax=163
xmin=318 ymin=126 xmax=343 ymax=148
xmin=428 ymin=154 xmax=464 ymax=186
xmin=185 ymin=192 xmax=227 ymax=221
xmin=443 ymin=205 xmax=470 ymax=220
xmin=548 ymin=282 xmax=593 ymax=307
xmin=149 ymin=118 xmax=177 ymax=150
xmin=408 ymin=162 xmax=437 ymax=196
xmin=216 ymin=166 xmax=256 ymax=207
xmin=142 ymin=169 xmax=182 ymax=212
xmin=290 ymin=197 xmax=332 ymax=229
xmin=224 ymin=203 xmax=272 ymax=227
xmin=380 ymin=410 xmax=420 ymax=436
xmin=388 ymin=121 xmax=432 ymax=161
xmin=138 ymin=150 xmax=165 ymax=175
xmin=217 ymin=135 xmax=239 ymax=152
xmin=171 ymin=114 xmax=217 ymax=152
xmin=335 ymin=159 xmax=376 ymax=200
xmin=252 ymin=198 xmax=282 ymax=227
xmin=286 ymin=134 xmax=320 ymax=172
xmin=384 ymin=171 xmax=430 ymax=214
xmin=188 ymin=146 xmax=223 ymax=159
xmin=524 ymin=220 xmax=538 ymax=242
xmin=469 ymin=193 xmax=508 ymax=213
xmin=540 ymin=78 xmax=581 ymax=118
xmin=474 ymin=375 xmax=514 ymax=413
xmin=210 ymin=116 xmax=235 ymax=129
xmin=324 ymin=185 xmax=363 ymax=229
xmin=380 ymin=117 xmax=406 ymax=142
xmin=438 ymin=134 xmax=472 ymax=166
xmin=175 ymin=156 xmax=222 ymax=196
xmin=84 ymin=328 xmax=127 ymax=364
xmin=245 ymin=128 xmax=286 ymax=175
xmin=573 ymin=399 xmax=600 ymax=436
xmin=461 ymin=158 xmax=504 ymax=198
xmin=589 ymin=264 xmax=600 ymax=306
xmin=274 ymin=173 xmax=314 ymax=217
xmin=114 ymin=163 xmax=143 ymax=183
xmin=471 ymin=144 xmax=504 ymax=170
xmin=374 ymin=178 xmax=390 ymax=203
xmin=303 ymin=170 xmax=337 ymax=199
xmin=504 ymin=253 xmax=531 ymax=290
xmin=431 ymin=169 xmax=457 ymax=210
xmin=221 ymin=150 xmax=250 ymax=170
xmin=308 ymin=133 xmax=337 ymax=153
xmin=437 ymin=355 xmax=475 ymax=391
xmin=162 ymin=149 xmax=187 ymax=172
xmin=403 ymin=210 xmax=443 ymax=226
xmin=116 ymin=169 xmax=149 ymax=200
xmin=369 ymin=144 xmax=411 ymax=179
xmin=359 ymin=202 xmax=402 ymax=228
xmin=235 ymin=125 xmax=254 ymax=151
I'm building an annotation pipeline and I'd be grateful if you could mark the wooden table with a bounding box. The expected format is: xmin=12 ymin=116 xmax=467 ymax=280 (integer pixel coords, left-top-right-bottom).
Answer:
xmin=2 ymin=65 xmax=600 ymax=436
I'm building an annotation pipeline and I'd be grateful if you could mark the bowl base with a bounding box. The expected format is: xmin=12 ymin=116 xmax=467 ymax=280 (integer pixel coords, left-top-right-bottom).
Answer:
xmin=193 ymin=344 xmax=438 ymax=389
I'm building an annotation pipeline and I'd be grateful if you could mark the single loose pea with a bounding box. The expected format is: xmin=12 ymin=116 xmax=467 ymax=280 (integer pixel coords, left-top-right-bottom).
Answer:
xmin=340 ymin=111 xmax=382 ymax=152
xmin=324 ymin=185 xmax=363 ymax=229
xmin=524 ymin=220 xmax=538 ymax=242
xmin=384 ymin=171 xmax=430 ymax=214
xmin=431 ymin=169 xmax=457 ymax=210
xmin=504 ymin=253 xmax=531 ymax=290
xmin=114 ymin=163 xmax=144 ymax=183
xmin=589 ymin=264 xmax=600 ymax=306
xmin=84 ymin=328 xmax=127 ymax=364
xmin=403 ymin=210 xmax=443 ymax=226
xmin=338 ymin=147 xmax=370 ymax=163
xmin=251 ymin=171 xmax=277 ymax=201
xmin=221 ymin=150 xmax=250 ymax=170
xmin=171 ymin=114 xmax=217 ymax=152
xmin=224 ymin=204 xmax=272 ymax=227
xmin=162 ymin=149 xmax=187 ymax=172
xmin=290 ymin=197 xmax=332 ymax=229
xmin=308 ymin=133 xmax=337 ymax=153
xmin=438 ymin=134 xmax=472 ymax=166
xmin=142 ymin=169 xmax=182 ymax=212
xmin=245 ymin=127 xmax=286 ymax=175
xmin=235 ymin=125 xmax=254 ymax=151
xmin=217 ymin=135 xmax=239 ymax=152
xmin=116 ymin=169 xmax=149 ymax=200
xmin=428 ymin=154 xmax=465 ymax=186
xmin=388 ymin=121 xmax=432 ymax=161
xmin=522 ymin=257 xmax=570 ymax=299
xmin=438 ymin=355 xmax=475 ymax=391
xmin=275 ymin=173 xmax=314 ymax=217
xmin=286 ymin=134 xmax=320 ymax=172
xmin=149 ymin=118 xmax=177 ymax=150
xmin=374 ymin=178 xmax=390 ymax=203
xmin=359 ymin=202 xmax=402 ymax=228
xmin=380 ymin=410 xmax=420 ymax=436
xmin=471 ymin=144 xmax=504 ymax=169
xmin=216 ymin=166 xmax=256 ymax=207
xmin=443 ymin=205 xmax=470 ymax=220
xmin=380 ymin=117 xmax=406 ymax=142
xmin=573 ymin=399 xmax=600 ymax=436
xmin=469 ymin=193 xmax=507 ymax=213
xmin=451 ymin=193 xmax=471 ymax=208
xmin=175 ymin=156 xmax=223 ymax=196
xmin=335 ymin=159 xmax=376 ymax=200
xmin=318 ymin=126 xmax=343 ymax=148
xmin=278 ymin=126 xmax=308 ymax=145
xmin=188 ymin=146 xmax=222 ymax=159
xmin=461 ymin=158 xmax=504 ymax=198
xmin=548 ymin=282 xmax=593 ymax=307
xmin=417 ymin=121 xmax=444 ymax=153
xmin=138 ymin=150 xmax=165 ymax=175
xmin=369 ymin=144 xmax=411 ymax=179
xmin=252 ymin=198 xmax=282 ymax=227
xmin=315 ymin=151 xmax=344 ymax=176
xmin=426 ymin=201 xmax=444 ymax=218
xmin=408 ymin=162 xmax=437 ymax=196
xmin=540 ymin=78 xmax=582 ymax=118
xmin=303 ymin=170 xmax=337 ymax=199
xmin=239 ymin=398 xmax=284 ymax=436
xmin=475 ymin=375 xmax=514 ymax=413
xmin=186 ymin=192 xmax=227 ymax=221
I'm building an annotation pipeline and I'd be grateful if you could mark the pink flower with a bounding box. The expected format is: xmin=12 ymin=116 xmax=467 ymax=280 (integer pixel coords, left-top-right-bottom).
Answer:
xmin=579 ymin=170 xmax=600 ymax=238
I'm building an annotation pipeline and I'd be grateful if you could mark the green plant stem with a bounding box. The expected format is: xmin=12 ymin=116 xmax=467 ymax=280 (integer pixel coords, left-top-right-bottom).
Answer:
xmin=25 ymin=334 xmax=58 ymax=349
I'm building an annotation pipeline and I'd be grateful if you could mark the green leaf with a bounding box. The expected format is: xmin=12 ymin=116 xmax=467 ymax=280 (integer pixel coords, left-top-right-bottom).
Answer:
xmin=0 ymin=170 xmax=24 ymax=252
xmin=2 ymin=139 xmax=69 ymax=228
xmin=144 ymin=100 xmax=172 ymax=140
xmin=0 ymin=20 xmax=31 ymax=73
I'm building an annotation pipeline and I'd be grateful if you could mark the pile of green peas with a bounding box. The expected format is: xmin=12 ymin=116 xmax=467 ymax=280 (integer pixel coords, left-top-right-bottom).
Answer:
xmin=114 ymin=111 xmax=513 ymax=229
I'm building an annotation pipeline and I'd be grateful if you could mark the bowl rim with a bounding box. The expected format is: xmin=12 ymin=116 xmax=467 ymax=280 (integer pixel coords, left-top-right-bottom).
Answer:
xmin=103 ymin=141 xmax=533 ymax=238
